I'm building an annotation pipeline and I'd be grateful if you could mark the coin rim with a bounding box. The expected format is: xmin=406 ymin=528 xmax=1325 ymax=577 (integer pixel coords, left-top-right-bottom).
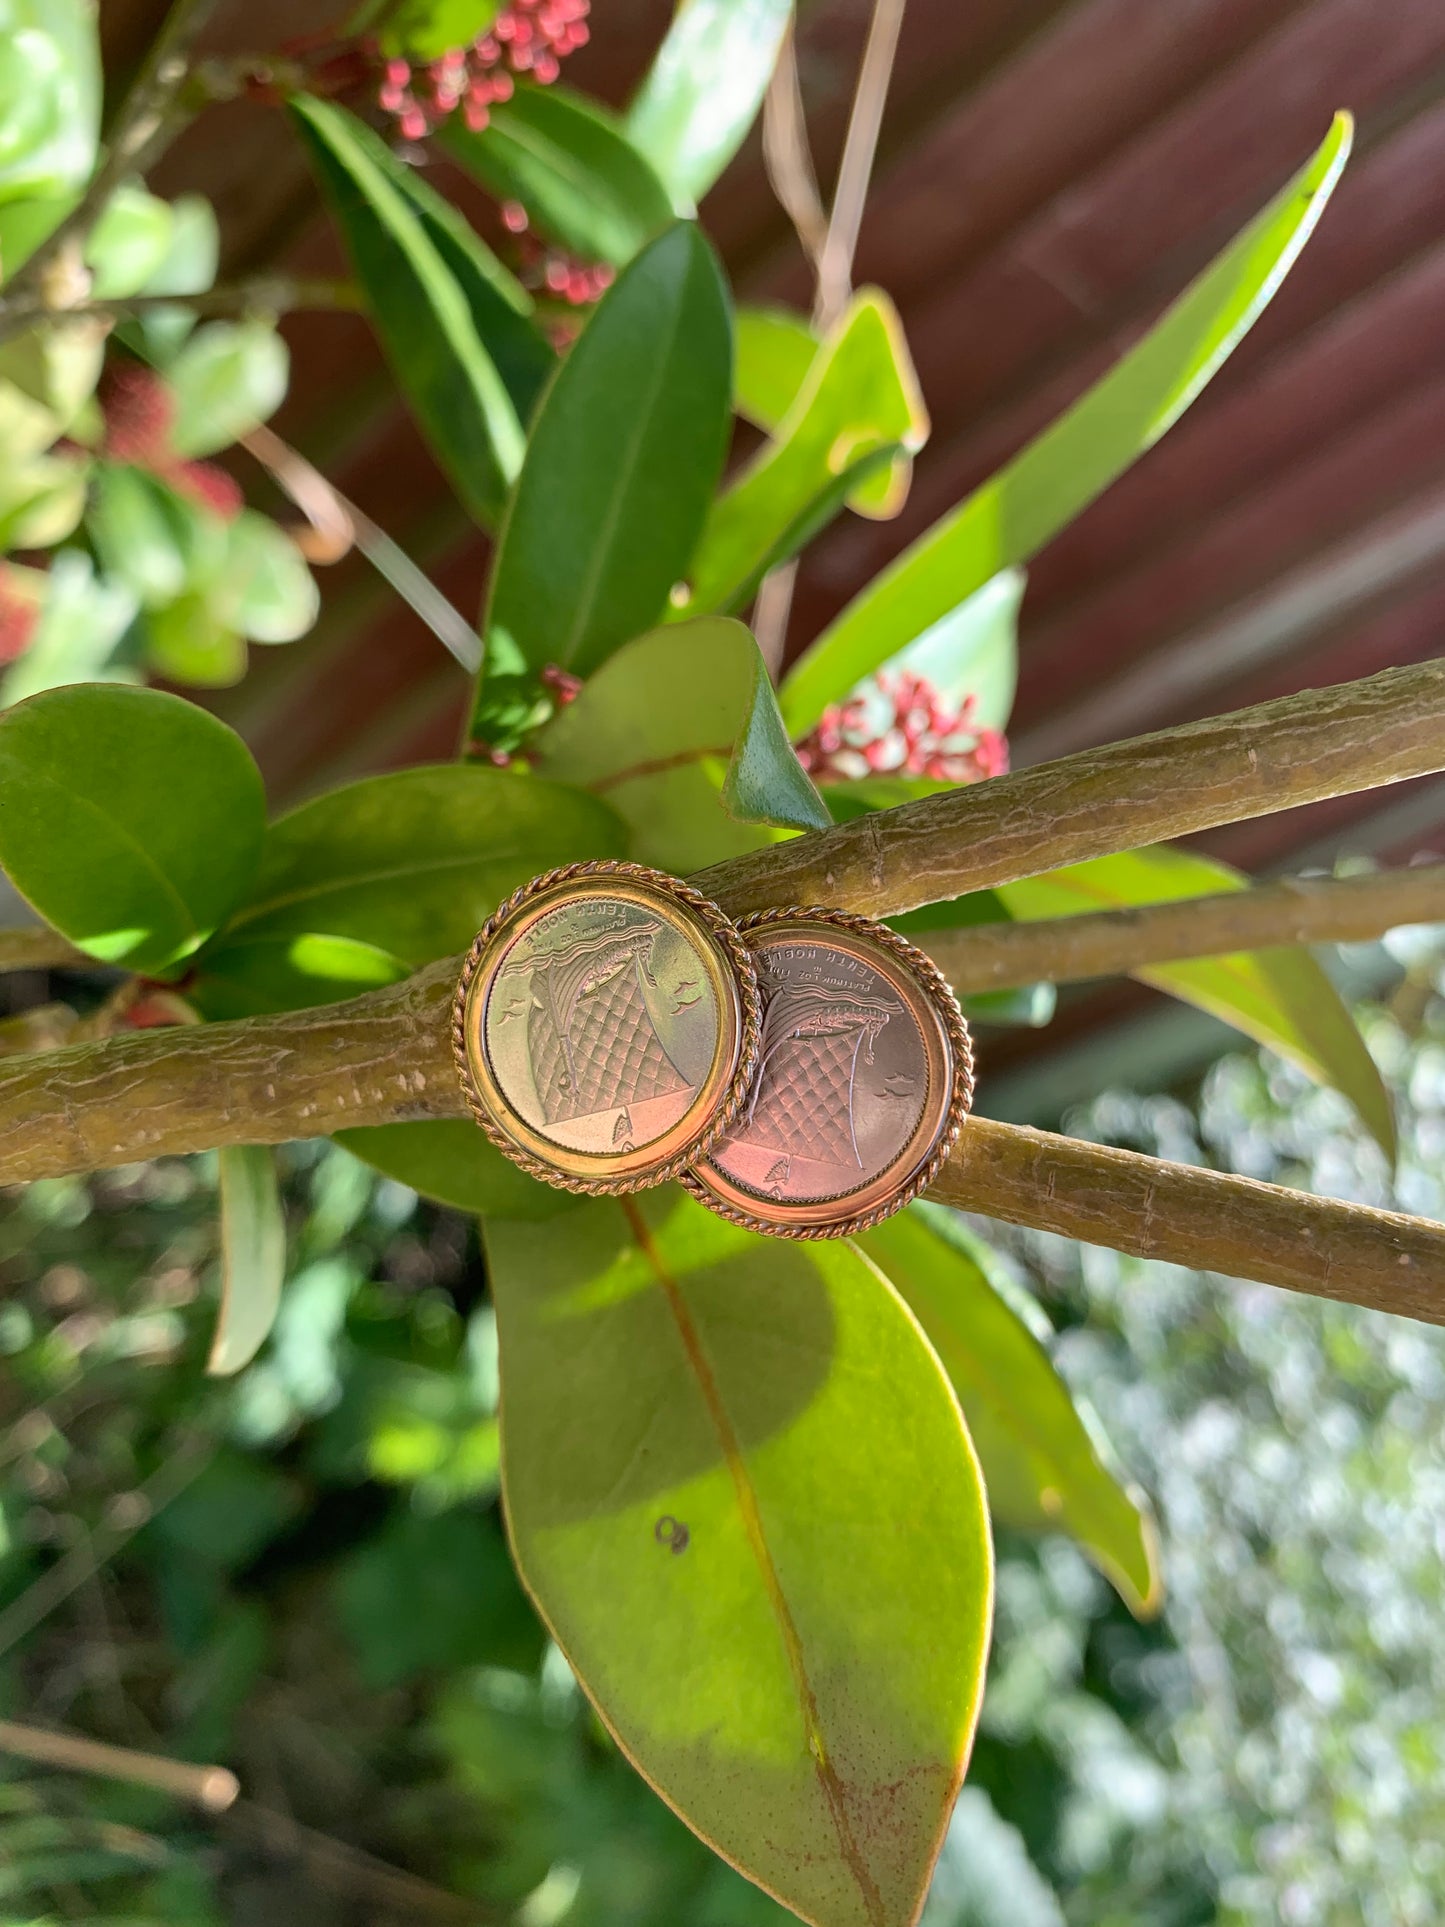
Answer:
xmin=681 ymin=908 xmax=974 ymax=1238
xmin=452 ymin=861 xmax=761 ymax=1194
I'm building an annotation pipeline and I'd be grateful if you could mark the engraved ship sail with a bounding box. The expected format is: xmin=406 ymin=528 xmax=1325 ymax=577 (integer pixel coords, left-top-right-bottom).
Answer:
xmin=744 ymin=979 xmax=900 ymax=1168
xmin=506 ymin=921 xmax=687 ymax=1125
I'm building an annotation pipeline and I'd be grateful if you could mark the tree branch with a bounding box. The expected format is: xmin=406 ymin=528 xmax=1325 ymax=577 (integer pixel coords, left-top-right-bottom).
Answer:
xmin=0 ymin=277 xmax=361 ymax=345
xmin=3 ymin=0 xmax=224 ymax=309
xmin=931 ymin=1119 xmax=1445 ymax=1324
xmin=928 ymin=863 xmax=1445 ymax=994
xmin=4 ymin=666 xmax=1445 ymax=1316
xmin=0 ymin=1720 xmax=238 ymax=1812
xmin=698 ymin=661 xmax=1445 ymax=919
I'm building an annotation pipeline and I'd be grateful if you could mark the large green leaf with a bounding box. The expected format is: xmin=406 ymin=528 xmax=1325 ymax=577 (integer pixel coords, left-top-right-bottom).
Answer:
xmin=210 ymin=764 xmax=625 ymax=967
xmin=487 ymin=1186 xmax=992 ymax=1927
xmin=476 ymin=222 xmax=732 ymax=727
xmin=780 ymin=113 xmax=1353 ymax=734
xmin=871 ymin=567 xmax=1024 ymax=736
xmin=0 ymin=0 xmax=99 ymax=205
xmin=380 ymin=135 xmax=554 ymax=427
xmin=335 ymin=1119 xmax=562 ymax=1220
xmin=166 ymin=319 xmax=289 ymax=459
xmin=291 ymin=93 xmax=524 ymax=526
xmin=189 ymin=932 xmax=410 ymax=1020
xmin=861 ymin=1204 xmax=1159 ymax=1617
xmin=680 ymin=292 xmax=926 ymax=619
xmin=528 ymin=618 xmax=829 ymax=870
xmin=441 ymin=82 xmax=675 ymax=267
xmin=626 ymin=0 xmax=793 ymax=206
xmin=209 ymin=1146 xmax=287 ymax=1377
xmin=0 ymin=684 xmax=265 ymax=972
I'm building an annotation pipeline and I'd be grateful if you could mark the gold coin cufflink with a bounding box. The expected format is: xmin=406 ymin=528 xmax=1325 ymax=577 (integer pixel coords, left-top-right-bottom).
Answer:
xmin=682 ymin=908 xmax=974 ymax=1239
xmin=452 ymin=862 xmax=761 ymax=1195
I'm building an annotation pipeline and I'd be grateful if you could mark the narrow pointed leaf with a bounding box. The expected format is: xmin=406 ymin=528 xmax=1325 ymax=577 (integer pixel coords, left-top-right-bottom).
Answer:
xmin=871 ymin=567 xmax=1024 ymax=735
xmin=626 ymin=0 xmax=794 ymax=205
xmin=291 ymin=93 xmax=525 ymax=526
xmin=530 ymin=618 xmax=829 ymax=870
xmin=780 ymin=113 xmax=1353 ymax=734
xmin=210 ymin=764 xmax=625 ymax=967
xmin=680 ymin=291 xmax=926 ymax=618
xmin=487 ymin=1187 xmax=992 ymax=1927
xmin=861 ymin=1204 xmax=1159 ymax=1617
xmin=477 ymin=222 xmax=731 ymax=729
xmin=734 ymin=304 xmax=818 ymax=431
xmin=0 ymin=684 xmax=264 ymax=972
xmin=375 ymin=0 xmax=501 ymax=59
xmin=209 ymin=1145 xmax=286 ymax=1377
xmin=440 ymin=82 xmax=675 ymax=266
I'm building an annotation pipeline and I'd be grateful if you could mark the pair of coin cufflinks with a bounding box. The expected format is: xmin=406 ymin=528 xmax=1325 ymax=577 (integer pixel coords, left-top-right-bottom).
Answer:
xmin=451 ymin=861 xmax=974 ymax=1239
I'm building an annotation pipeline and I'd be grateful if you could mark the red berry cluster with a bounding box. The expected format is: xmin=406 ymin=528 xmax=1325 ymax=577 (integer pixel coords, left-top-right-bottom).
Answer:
xmin=100 ymin=365 xmax=245 ymax=520
xmin=500 ymin=203 xmax=613 ymax=308
xmin=795 ymin=670 xmax=1010 ymax=786
xmin=376 ymin=0 xmax=590 ymax=140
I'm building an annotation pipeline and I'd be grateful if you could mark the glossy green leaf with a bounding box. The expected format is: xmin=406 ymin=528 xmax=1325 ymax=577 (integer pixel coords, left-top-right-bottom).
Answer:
xmin=209 ymin=1146 xmax=287 ymax=1377
xmin=861 ymin=1204 xmax=1159 ymax=1617
xmin=144 ymin=595 xmax=247 ymax=688
xmin=167 ymin=319 xmax=289 ymax=459
xmin=780 ymin=113 xmax=1353 ymax=734
xmin=626 ymin=0 xmax=793 ymax=205
xmin=213 ymin=763 xmax=625 ymax=967
xmin=734 ymin=303 xmax=817 ymax=431
xmin=487 ymin=1186 xmax=992 ymax=1927
xmin=292 ymin=95 xmax=525 ymax=525
xmin=335 ymin=1119 xmax=562 ymax=1220
xmin=0 ymin=551 xmax=137 ymax=706
xmin=88 ymin=463 xmax=193 ymax=609
xmin=477 ymin=222 xmax=732 ymax=725
xmin=385 ymin=148 xmax=554 ymax=426
xmin=961 ymin=981 xmax=1057 ymax=1028
xmin=375 ymin=0 xmax=501 ymax=59
xmin=681 ymin=292 xmax=926 ymax=619
xmin=995 ymin=846 xmax=1396 ymax=1162
xmin=529 ymin=618 xmax=828 ymax=870
xmin=189 ymin=932 xmax=410 ymax=1020
xmin=84 ymin=183 xmax=175 ymax=299
xmin=208 ymin=510 xmax=320 ymax=644
xmin=0 ymin=0 xmax=100 ymax=205
xmin=441 ymin=82 xmax=675 ymax=267
xmin=0 ymin=684 xmax=265 ymax=971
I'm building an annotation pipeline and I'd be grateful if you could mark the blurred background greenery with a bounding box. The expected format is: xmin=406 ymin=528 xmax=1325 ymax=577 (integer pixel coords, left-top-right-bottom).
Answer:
xmin=2 ymin=929 xmax=1442 ymax=1927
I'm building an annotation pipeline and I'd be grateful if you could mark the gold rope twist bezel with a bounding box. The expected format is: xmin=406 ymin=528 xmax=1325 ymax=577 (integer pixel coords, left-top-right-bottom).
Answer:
xmin=451 ymin=860 xmax=762 ymax=1195
xmin=681 ymin=904 xmax=975 ymax=1239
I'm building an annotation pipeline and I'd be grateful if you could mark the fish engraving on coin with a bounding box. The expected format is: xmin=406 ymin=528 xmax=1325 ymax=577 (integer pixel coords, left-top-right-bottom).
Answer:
xmin=454 ymin=864 xmax=760 ymax=1193
xmin=683 ymin=910 xmax=973 ymax=1237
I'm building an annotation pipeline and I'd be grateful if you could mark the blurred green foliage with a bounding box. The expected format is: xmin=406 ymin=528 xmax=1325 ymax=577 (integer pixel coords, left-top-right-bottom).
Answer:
xmin=0 ymin=941 xmax=1441 ymax=1924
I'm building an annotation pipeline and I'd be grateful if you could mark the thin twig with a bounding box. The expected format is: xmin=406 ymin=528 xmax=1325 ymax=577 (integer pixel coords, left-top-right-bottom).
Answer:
xmin=927 ymin=864 xmax=1445 ymax=995
xmin=241 ymin=426 xmax=482 ymax=671
xmin=813 ymin=0 xmax=907 ymax=329
xmin=0 ymin=278 xmax=360 ymax=346
xmin=3 ymin=0 xmax=224 ymax=307
xmin=227 ymin=1803 xmax=500 ymax=1921
xmin=762 ymin=24 xmax=829 ymax=282
xmin=0 ymin=929 xmax=91 ymax=972
xmin=0 ymin=1719 xmax=239 ymax=1812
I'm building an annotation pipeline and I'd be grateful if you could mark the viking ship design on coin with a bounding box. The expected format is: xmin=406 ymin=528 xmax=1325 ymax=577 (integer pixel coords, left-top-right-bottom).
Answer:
xmin=454 ymin=864 xmax=760 ymax=1193
xmin=496 ymin=914 xmax=690 ymax=1144
xmin=684 ymin=909 xmax=973 ymax=1237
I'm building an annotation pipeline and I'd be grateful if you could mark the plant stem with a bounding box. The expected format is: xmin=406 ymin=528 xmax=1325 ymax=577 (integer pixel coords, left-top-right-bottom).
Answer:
xmin=0 ymin=1719 xmax=238 ymax=1812
xmin=696 ymin=661 xmax=1445 ymax=918
xmin=762 ymin=24 xmax=828 ymax=284
xmin=0 ymin=929 xmax=91 ymax=972
xmin=3 ymin=0 xmax=224 ymax=308
xmin=813 ymin=0 xmax=907 ymax=330
xmin=933 ymin=1119 xmax=1445 ymax=1322
xmin=0 ymin=277 xmax=361 ymax=346
xmin=928 ymin=863 xmax=1445 ymax=994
